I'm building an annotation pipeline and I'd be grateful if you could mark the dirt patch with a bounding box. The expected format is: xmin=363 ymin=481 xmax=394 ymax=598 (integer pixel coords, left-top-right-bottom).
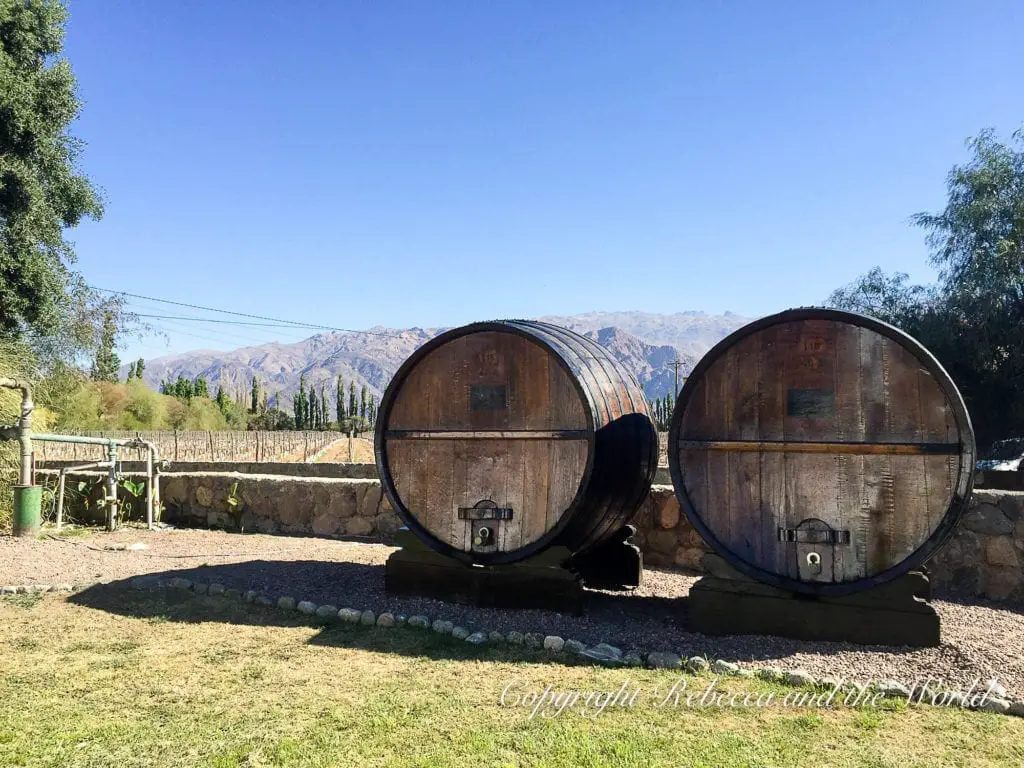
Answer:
xmin=314 ymin=437 xmax=375 ymax=464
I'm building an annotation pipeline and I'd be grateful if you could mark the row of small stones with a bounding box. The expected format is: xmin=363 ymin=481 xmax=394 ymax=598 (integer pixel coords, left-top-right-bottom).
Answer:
xmin=6 ymin=578 xmax=1022 ymax=719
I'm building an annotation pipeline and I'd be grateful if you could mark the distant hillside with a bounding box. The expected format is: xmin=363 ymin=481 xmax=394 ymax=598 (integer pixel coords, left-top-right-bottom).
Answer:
xmin=136 ymin=311 xmax=750 ymax=411
xmin=539 ymin=310 xmax=749 ymax=357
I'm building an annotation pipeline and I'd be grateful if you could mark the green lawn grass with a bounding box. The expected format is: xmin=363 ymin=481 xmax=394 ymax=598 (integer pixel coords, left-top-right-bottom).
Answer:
xmin=0 ymin=589 xmax=1021 ymax=768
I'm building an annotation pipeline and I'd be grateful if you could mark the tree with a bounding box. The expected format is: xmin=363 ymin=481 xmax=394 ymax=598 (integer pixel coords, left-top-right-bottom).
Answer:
xmin=828 ymin=127 xmax=1024 ymax=445
xmin=320 ymin=383 xmax=329 ymax=429
xmin=349 ymin=381 xmax=357 ymax=425
xmin=825 ymin=267 xmax=934 ymax=328
xmin=194 ymin=376 xmax=209 ymax=398
xmin=250 ymin=376 xmax=260 ymax=414
xmin=295 ymin=375 xmax=307 ymax=429
xmin=135 ymin=358 xmax=145 ymax=379
xmin=247 ymin=406 xmax=294 ymax=431
xmin=308 ymin=386 xmax=317 ymax=430
xmin=360 ymin=385 xmax=368 ymax=421
xmin=127 ymin=361 xmax=136 ymax=380
xmin=336 ymin=375 xmax=345 ymax=427
xmin=172 ymin=376 xmax=193 ymax=402
xmin=90 ymin=312 xmax=120 ymax=382
xmin=0 ymin=0 xmax=105 ymax=340
xmin=215 ymin=385 xmax=229 ymax=412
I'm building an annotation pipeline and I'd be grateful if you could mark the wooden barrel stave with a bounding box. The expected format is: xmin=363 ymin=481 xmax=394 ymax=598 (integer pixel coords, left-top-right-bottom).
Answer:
xmin=670 ymin=308 xmax=974 ymax=596
xmin=544 ymin=323 xmax=657 ymax=550
xmin=530 ymin=323 xmax=655 ymax=550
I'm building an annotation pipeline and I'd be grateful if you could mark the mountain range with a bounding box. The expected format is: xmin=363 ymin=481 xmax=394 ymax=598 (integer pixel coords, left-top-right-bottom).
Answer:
xmin=134 ymin=311 xmax=751 ymax=410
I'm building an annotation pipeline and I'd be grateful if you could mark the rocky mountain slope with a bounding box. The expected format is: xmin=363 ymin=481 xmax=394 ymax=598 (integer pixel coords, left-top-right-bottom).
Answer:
xmin=137 ymin=311 xmax=750 ymax=409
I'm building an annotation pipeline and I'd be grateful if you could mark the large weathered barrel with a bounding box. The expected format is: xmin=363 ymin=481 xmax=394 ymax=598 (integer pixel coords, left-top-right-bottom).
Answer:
xmin=375 ymin=320 xmax=657 ymax=565
xmin=669 ymin=307 xmax=975 ymax=596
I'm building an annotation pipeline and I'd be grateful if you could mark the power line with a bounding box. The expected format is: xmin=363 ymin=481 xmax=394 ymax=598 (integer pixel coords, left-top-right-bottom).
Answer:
xmin=124 ymin=298 xmax=316 ymax=345
xmin=146 ymin=320 xmax=292 ymax=349
xmin=93 ymin=287 xmax=401 ymax=337
xmin=134 ymin=313 xmax=327 ymax=329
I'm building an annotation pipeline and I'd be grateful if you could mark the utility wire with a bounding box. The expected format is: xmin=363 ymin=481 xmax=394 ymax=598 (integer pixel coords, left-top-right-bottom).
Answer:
xmin=93 ymin=286 xmax=402 ymax=337
xmin=124 ymin=298 xmax=317 ymax=345
xmin=134 ymin=313 xmax=331 ymax=329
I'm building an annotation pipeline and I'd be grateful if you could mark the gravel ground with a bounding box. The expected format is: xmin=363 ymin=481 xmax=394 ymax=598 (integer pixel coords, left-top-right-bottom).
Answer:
xmin=2 ymin=527 xmax=1021 ymax=696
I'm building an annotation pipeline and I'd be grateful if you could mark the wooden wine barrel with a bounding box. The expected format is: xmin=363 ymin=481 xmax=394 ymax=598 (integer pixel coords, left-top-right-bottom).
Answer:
xmin=669 ymin=308 xmax=975 ymax=596
xmin=375 ymin=320 xmax=658 ymax=565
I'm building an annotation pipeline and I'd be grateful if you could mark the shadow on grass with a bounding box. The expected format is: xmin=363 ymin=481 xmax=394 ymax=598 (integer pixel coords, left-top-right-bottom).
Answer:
xmin=60 ymin=557 xmax=1002 ymax=666
xmin=66 ymin=580 xmax=598 ymax=666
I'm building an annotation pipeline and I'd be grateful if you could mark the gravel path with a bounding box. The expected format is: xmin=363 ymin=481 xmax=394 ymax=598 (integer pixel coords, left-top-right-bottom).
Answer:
xmin=2 ymin=527 xmax=1021 ymax=696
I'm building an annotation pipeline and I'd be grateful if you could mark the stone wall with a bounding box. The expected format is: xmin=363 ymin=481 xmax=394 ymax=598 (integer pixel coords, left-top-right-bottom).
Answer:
xmin=43 ymin=465 xmax=1024 ymax=603
xmin=630 ymin=485 xmax=1024 ymax=603
xmin=159 ymin=473 xmax=399 ymax=539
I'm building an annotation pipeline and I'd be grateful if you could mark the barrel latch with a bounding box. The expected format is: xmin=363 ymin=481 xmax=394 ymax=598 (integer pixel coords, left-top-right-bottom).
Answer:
xmin=461 ymin=500 xmax=511 ymax=552
xmin=779 ymin=518 xmax=849 ymax=582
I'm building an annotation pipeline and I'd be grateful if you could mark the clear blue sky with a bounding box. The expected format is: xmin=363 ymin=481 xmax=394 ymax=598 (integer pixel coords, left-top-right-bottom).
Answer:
xmin=62 ymin=1 xmax=1024 ymax=361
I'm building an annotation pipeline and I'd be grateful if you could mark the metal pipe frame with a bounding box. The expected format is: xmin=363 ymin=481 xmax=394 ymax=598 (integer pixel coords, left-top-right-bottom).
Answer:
xmin=0 ymin=377 xmax=33 ymax=486
xmin=26 ymin=434 xmax=162 ymax=531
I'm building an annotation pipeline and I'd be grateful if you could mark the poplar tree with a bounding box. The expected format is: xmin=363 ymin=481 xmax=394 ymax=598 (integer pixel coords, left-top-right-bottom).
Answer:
xmin=90 ymin=311 xmax=120 ymax=382
xmin=336 ymin=375 xmax=345 ymax=428
xmin=216 ymin=386 xmax=229 ymax=413
xmin=320 ymin=383 xmax=329 ymax=429
xmin=296 ymin=375 xmax=307 ymax=429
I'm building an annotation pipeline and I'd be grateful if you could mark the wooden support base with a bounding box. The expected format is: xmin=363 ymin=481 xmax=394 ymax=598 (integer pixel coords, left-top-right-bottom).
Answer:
xmin=386 ymin=529 xmax=585 ymax=614
xmin=688 ymin=554 xmax=940 ymax=647
xmin=385 ymin=527 xmax=645 ymax=614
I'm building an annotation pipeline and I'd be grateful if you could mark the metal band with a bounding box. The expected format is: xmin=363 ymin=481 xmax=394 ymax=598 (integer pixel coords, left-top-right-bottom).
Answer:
xmin=386 ymin=430 xmax=589 ymax=440
xmin=778 ymin=527 xmax=852 ymax=545
xmin=678 ymin=440 xmax=961 ymax=456
xmin=458 ymin=507 xmax=514 ymax=520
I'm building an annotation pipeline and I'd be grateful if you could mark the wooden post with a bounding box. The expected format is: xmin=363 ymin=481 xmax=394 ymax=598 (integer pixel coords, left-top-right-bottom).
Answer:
xmin=348 ymin=432 xmax=353 ymax=463
xmin=174 ymin=430 xmax=179 ymax=461
xmin=208 ymin=430 xmax=214 ymax=460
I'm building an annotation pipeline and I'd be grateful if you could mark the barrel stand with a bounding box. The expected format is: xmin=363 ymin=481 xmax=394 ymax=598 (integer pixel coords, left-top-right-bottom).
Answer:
xmin=687 ymin=554 xmax=940 ymax=647
xmin=385 ymin=526 xmax=643 ymax=615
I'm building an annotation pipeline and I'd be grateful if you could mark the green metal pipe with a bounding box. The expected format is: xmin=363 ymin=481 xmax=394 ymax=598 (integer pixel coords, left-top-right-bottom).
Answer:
xmin=12 ymin=485 xmax=42 ymax=537
xmin=30 ymin=433 xmax=122 ymax=447
xmin=0 ymin=378 xmax=33 ymax=486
